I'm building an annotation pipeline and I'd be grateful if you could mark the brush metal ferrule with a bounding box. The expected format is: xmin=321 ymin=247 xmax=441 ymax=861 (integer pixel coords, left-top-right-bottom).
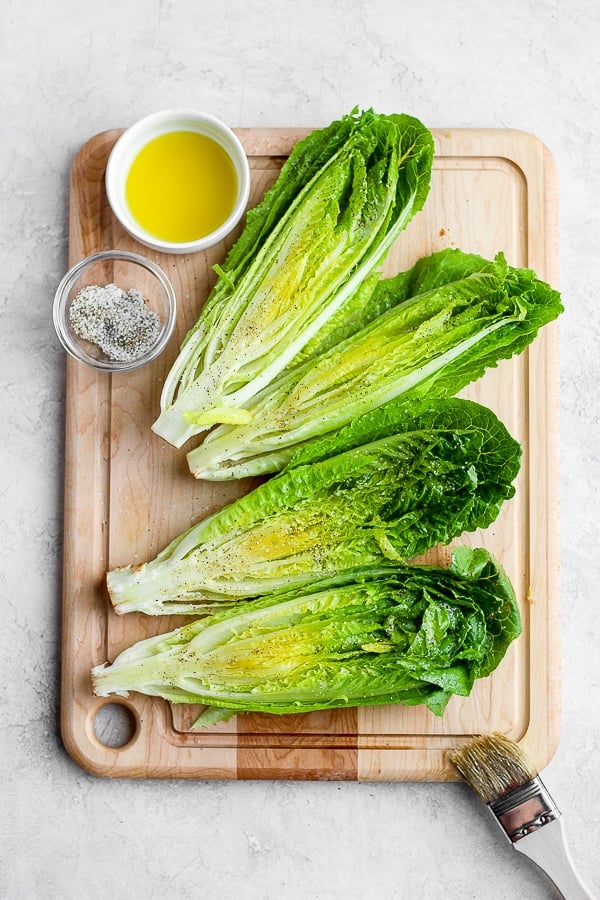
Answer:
xmin=487 ymin=776 xmax=561 ymax=844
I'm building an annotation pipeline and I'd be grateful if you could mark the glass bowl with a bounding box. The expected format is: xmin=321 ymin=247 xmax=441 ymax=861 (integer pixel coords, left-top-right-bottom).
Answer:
xmin=53 ymin=250 xmax=177 ymax=372
xmin=105 ymin=108 xmax=251 ymax=254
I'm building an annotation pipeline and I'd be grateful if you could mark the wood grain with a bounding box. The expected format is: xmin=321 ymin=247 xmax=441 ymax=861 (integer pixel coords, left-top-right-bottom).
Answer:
xmin=60 ymin=127 xmax=560 ymax=780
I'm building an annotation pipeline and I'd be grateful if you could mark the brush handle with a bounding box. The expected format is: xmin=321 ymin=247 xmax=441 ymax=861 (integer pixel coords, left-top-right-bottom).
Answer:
xmin=515 ymin=818 xmax=595 ymax=899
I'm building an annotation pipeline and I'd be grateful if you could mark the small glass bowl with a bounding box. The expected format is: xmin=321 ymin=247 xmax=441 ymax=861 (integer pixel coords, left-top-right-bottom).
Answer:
xmin=53 ymin=250 xmax=177 ymax=372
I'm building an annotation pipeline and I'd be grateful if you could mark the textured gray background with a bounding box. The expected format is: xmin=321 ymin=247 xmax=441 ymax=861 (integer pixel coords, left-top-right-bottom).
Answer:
xmin=1 ymin=1 xmax=598 ymax=897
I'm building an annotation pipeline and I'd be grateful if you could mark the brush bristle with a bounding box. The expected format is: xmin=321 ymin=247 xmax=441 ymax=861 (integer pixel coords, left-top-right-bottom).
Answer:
xmin=448 ymin=732 xmax=538 ymax=804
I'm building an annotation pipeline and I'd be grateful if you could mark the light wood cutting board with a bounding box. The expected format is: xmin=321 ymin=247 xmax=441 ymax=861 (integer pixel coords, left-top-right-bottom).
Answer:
xmin=60 ymin=126 xmax=560 ymax=780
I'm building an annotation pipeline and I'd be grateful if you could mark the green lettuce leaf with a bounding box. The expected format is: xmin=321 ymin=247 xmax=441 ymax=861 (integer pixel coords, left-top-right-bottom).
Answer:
xmin=152 ymin=109 xmax=434 ymax=447
xmin=188 ymin=248 xmax=562 ymax=480
xmin=93 ymin=547 xmax=521 ymax=719
xmin=106 ymin=397 xmax=521 ymax=615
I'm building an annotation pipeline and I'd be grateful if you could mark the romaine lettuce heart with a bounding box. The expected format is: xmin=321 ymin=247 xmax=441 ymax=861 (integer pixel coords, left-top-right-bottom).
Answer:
xmin=94 ymin=547 xmax=521 ymax=719
xmin=187 ymin=248 xmax=562 ymax=480
xmin=152 ymin=109 xmax=434 ymax=448
xmin=107 ymin=397 xmax=521 ymax=616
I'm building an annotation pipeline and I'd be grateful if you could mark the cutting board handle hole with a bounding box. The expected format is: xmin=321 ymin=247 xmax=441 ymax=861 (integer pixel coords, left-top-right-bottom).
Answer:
xmin=92 ymin=701 xmax=138 ymax=749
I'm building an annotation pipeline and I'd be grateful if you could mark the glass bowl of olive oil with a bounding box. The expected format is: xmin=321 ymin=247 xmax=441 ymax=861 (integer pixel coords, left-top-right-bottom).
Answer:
xmin=105 ymin=109 xmax=251 ymax=254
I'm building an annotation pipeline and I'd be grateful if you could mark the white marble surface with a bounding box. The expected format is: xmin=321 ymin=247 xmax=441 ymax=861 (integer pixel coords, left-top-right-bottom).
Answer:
xmin=2 ymin=1 xmax=599 ymax=897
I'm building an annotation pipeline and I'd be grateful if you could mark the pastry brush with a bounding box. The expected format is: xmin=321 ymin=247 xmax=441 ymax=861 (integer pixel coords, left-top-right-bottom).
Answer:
xmin=448 ymin=732 xmax=596 ymax=899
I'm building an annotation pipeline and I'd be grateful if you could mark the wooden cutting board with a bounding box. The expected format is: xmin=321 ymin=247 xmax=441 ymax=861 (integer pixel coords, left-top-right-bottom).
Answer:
xmin=60 ymin=126 xmax=560 ymax=780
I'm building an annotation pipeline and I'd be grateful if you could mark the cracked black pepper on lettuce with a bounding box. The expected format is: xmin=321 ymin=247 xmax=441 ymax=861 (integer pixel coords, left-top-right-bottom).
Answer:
xmin=93 ymin=546 xmax=521 ymax=719
xmin=106 ymin=397 xmax=521 ymax=616
xmin=152 ymin=108 xmax=434 ymax=447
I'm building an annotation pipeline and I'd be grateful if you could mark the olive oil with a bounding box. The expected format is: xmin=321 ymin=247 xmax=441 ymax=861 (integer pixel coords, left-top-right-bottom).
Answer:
xmin=125 ymin=130 xmax=238 ymax=243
